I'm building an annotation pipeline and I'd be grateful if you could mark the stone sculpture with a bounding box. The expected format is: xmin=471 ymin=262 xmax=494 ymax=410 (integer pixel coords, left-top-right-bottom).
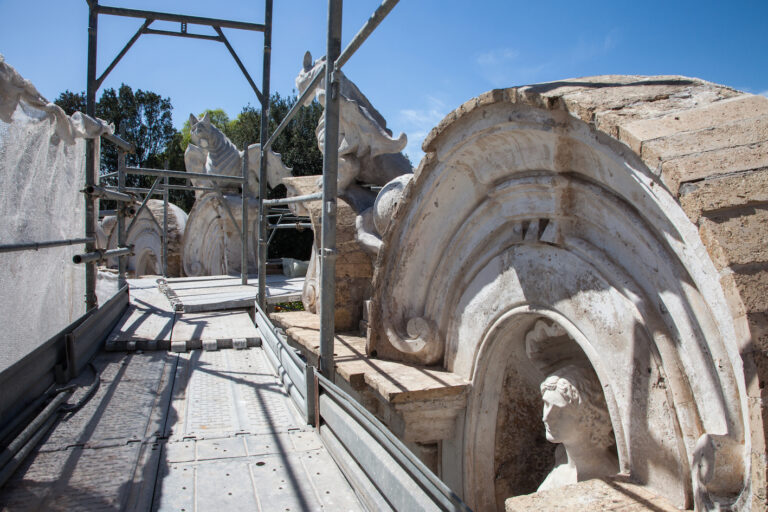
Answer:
xmin=186 ymin=112 xmax=292 ymax=198
xmin=367 ymin=77 xmax=764 ymax=510
xmin=295 ymin=52 xmax=413 ymax=265
xmin=296 ymin=51 xmax=412 ymax=209
xmin=182 ymin=114 xmax=292 ymax=276
xmin=537 ymin=365 xmax=618 ymax=492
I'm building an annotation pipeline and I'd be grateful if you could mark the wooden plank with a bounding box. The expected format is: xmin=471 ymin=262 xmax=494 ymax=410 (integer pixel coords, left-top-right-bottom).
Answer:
xmin=171 ymin=310 xmax=260 ymax=343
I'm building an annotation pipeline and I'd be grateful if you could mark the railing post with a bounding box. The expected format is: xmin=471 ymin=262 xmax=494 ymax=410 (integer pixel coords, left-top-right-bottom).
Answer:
xmin=319 ymin=0 xmax=342 ymax=378
xmin=241 ymin=149 xmax=249 ymax=285
xmin=117 ymin=146 xmax=127 ymax=289
xmin=163 ymin=174 xmax=169 ymax=277
xmin=257 ymin=0 xmax=273 ymax=308
xmin=84 ymin=0 xmax=99 ymax=311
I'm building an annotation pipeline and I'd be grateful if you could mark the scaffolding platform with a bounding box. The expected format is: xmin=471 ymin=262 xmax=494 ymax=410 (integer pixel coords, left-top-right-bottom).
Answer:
xmin=0 ymin=294 xmax=362 ymax=511
xmin=105 ymin=277 xmax=302 ymax=352
xmin=162 ymin=275 xmax=305 ymax=313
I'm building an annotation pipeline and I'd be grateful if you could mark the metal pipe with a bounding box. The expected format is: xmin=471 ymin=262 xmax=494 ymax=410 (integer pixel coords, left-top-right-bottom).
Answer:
xmin=214 ymin=26 xmax=264 ymax=104
xmin=85 ymin=0 xmax=99 ymax=312
xmin=263 ymin=66 xmax=325 ymax=151
xmin=319 ymin=0 xmax=342 ymax=378
xmin=267 ymin=223 xmax=313 ymax=230
xmin=96 ymin=19 xmax=151 ymax=89
xmin=125 ymin=166 xmax=244 ymax=183
xmin=0 ymin=238 xmax=94 ymax=254
xmin=262 ymin=192 xmax=322 ymax=205
xmin=100 ymin=171 xmax=118 ymax=179
xmin=142 ymin=28 xmax=222 ymax=42
xmin=0 ymin=389 xmax=70 ymax=470
xmin=117 ymin=148 xmax=127 ymax=289
xmin=257 ymin=0 xmax=273 ymax=309
xmin=96 ymin=5 xmax=266 ymax=32
xmin=0 ymin=385 xmax=55 ymax=446
xmin=73 ymin=246 xmax=132 ymax=264
xmin=241 ymin=147 xmax=249 ymax=285
xmin=335 ymin=0 xmax=399 ymax=71
xmin=84 ymin=185 xmax=134 ymax=203
xmin=0 ymin=413 xmax=57 ymax=489
xmin=101 ymin=132 xmax=135 ymax=153
xmin=121 ymin=184 xmax=215 ymax=193
xmin=162 ymin=175 xmax=168 ymax=277
xmin=99 ymin=209 xmax=116 ymax=217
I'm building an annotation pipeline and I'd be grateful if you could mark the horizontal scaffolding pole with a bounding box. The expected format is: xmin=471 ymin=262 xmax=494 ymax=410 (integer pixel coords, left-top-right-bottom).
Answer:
xmin=0 ymin=238 xmax=94 ymax=254
xmin=99 ymin=209 xmax=116 ymax=217
xmin=119 ymin=184 xmax=216 ymax=194
xmin=101 ymin=132 xmax=135 ymax=153
xmin=96 ymin=5 xmax=266 ymax=32
xmin=84 ymin=185 xmax=135 ymax=202
xmin=335 ymin=0 xmax=399 ymax=71
xmin=262 ymin=192 xmax=322 ymax=205
xmin=263 ymin=65 xmax=325 ymax=151
xmin=125 ymin=167 xmax=244 ymax=184
xmin=73 ymin=246 xmax=132 ymax=264
xmin=142 ymin=28 xmax=222 ymax=41
xmin=267 ymin=223 xmax=312 ymax=230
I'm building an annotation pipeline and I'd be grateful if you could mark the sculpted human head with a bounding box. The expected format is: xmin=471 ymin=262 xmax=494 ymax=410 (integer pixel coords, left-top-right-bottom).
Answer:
xmin=540 ymin=365 xmax=614 ymax=449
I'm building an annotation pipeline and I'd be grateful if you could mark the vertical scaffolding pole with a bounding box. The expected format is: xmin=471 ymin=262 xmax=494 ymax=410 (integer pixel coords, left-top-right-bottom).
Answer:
xmin=85 ymin=0 xmax=99 ymax=311
xmin=257 ymin=0 xmax=273 ymax=307
xmin=163 ymin=175 xmax=169 ymax=277
xmin=319 ymin=0 xmax=342 ymax=377
xmin=240 ymin=149 xmax=249 ymax=285
xmin=117 ymin=147 xmax=127 ymax=289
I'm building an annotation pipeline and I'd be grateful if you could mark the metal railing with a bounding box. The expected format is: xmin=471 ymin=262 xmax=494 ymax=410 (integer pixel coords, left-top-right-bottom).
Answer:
xmin=255 ymin=302 xmax=471 ymax=511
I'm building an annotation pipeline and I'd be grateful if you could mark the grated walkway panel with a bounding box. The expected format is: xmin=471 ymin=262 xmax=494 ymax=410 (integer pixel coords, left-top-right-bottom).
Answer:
xmin=0 ymin=348 xmax=362 ymax=511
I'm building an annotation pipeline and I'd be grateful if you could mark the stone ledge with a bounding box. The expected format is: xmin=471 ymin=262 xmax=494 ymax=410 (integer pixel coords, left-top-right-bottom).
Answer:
xmin=504 ymin=476 xmax=680 ymax=512
xmin=270 ymin=310 xmax=469 ymax=444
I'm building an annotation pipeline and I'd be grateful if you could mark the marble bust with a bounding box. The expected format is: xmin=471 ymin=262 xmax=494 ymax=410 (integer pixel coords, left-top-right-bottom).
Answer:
xmin=538 ymin=365 xmax=619 ymax=491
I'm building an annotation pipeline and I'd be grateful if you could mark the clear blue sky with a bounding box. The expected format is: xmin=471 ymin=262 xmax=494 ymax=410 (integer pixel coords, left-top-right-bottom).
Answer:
xmin=2 ymin=0 xmax=767 ymax=162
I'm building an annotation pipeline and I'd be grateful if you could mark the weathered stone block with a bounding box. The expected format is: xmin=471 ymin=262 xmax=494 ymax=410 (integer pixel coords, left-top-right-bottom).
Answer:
xmin=698 ymin=207 xmax=768 ymax=268
xmin=620 ymin=94 xmax=766 ymax=154
xmin=679 ymin=168 xmax=768 ymax=221
xmin=661 ymin=140 xmax=768 ymax=194
xmin=642 ymin=115 xmax=768 ymax=168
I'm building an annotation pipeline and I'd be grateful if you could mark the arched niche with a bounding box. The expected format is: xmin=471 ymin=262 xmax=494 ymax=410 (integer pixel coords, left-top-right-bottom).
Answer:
xmin=369 ymin=96 xmax=750 ymax=510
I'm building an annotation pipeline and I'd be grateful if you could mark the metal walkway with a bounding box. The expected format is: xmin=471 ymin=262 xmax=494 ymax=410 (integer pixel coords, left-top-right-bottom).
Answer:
xmin=0 ymin=345 xmax=362 ymax=511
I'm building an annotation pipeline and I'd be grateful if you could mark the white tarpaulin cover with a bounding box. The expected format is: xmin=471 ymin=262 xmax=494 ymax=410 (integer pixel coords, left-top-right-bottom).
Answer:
xmin=0 ymin=54 xmax=111 ymax=372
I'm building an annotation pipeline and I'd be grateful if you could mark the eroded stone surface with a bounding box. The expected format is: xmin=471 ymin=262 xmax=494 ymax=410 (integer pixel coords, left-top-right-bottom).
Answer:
xmin=367 ymin=76 xmax=768 ymax=511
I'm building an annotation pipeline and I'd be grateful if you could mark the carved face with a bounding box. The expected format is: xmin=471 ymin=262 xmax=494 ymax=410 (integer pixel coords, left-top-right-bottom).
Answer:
xmin=542 ymin=388 xmax=580 ymax=444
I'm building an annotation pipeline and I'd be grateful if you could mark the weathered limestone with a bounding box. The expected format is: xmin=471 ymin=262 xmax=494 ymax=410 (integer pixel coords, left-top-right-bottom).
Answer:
xmin=282 ymin=176 xmax=372 ymax=331
xmin=505 ymin=477 xmax=680 ymax=512
xmin=270 ymin=310 xmax=468 ymax=471
xmin=366 ymin=76 xmax=768 ymax=511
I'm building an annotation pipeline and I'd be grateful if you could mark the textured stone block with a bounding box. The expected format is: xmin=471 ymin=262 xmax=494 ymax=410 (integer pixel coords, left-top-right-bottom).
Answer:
xmin=698 ymin=207 xmax=768 ymax=269
xmin=679 ymin=168 xmax=768 ymax=221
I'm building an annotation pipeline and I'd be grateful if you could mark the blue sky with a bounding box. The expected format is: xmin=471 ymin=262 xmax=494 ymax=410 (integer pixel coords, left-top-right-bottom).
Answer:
xmin=2 ymin=0 xmax=767 ymax=162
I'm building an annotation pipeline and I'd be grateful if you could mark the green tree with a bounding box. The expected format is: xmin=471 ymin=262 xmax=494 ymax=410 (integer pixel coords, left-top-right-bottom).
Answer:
xmin=55 ymin=85 xmax=193 ymax=211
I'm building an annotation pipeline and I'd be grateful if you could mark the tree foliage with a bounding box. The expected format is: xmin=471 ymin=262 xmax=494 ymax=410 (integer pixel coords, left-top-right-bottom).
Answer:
xmin=55 ymin=85 xmax=192 ymax=211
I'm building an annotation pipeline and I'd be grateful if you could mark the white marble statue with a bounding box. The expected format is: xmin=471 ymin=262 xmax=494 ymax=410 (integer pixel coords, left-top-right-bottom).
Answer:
xmin=537 ymin=365 xmax=618 ymax=492
xmin=186 ymin=112 xmax=292 ymax=198
xmin=182 ymin=113 xmax=292 ymax=276
xmin=295 ymin=51 xmax=412 ymax=212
